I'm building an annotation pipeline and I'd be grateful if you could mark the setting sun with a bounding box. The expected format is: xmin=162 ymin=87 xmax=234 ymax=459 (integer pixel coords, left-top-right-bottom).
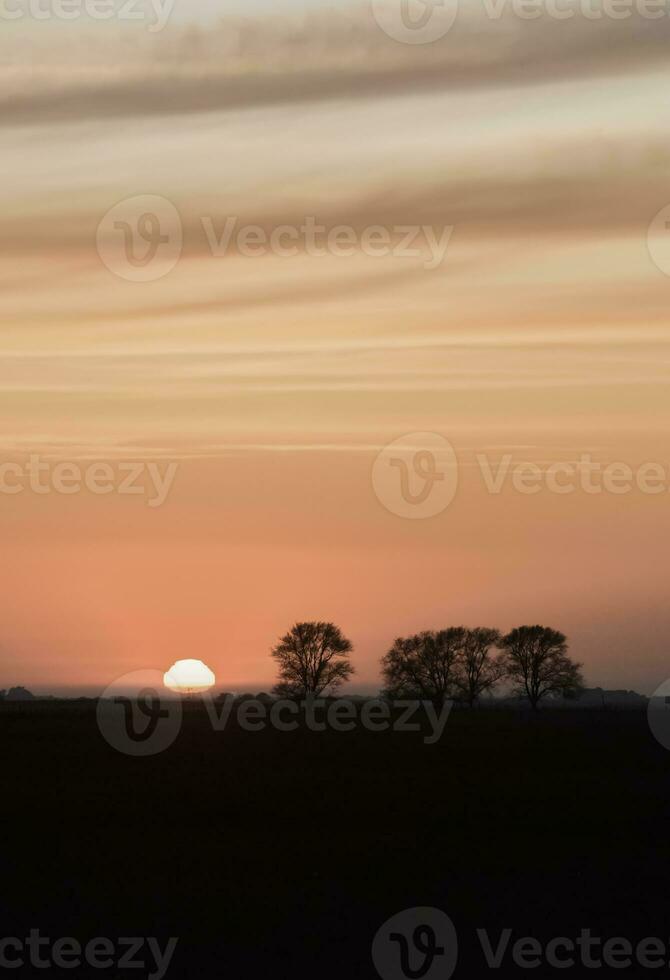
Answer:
xmin=163 ymin=659 xmax=216 ymax=695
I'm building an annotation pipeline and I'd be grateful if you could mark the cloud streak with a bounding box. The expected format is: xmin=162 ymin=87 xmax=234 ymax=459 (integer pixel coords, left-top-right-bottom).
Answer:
xmin=3 ymin=6 xmax=670 ymax=125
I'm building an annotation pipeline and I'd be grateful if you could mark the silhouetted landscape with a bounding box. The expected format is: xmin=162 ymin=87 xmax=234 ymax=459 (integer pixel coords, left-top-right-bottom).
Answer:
xmin=3 ymin=695 xmax=670 ymax=977
xmin=5 ymin=623 xmax=667 ymax=976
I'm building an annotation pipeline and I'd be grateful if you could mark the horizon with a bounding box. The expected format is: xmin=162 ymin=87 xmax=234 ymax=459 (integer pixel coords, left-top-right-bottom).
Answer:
xmin=1 ymin=667 xmax=658 ymax=699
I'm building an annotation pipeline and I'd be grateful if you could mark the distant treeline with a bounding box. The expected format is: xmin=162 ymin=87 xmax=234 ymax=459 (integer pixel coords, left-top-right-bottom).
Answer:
xmin=271 ymin=622 xmax=584 ymax=710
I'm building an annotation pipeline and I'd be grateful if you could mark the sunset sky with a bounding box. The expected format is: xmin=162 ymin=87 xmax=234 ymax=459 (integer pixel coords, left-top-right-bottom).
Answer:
xmin=1 ymin=0 xmax=669 ymax=694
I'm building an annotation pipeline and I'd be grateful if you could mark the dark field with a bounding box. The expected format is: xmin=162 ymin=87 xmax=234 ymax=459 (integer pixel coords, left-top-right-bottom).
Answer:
xmin=3 ymin=704 xmax=670 ymax=978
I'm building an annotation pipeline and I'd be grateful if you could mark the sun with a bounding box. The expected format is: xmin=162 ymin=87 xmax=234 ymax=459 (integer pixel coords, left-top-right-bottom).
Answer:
xmin=163 ymin=659 xmax=216 ymax=695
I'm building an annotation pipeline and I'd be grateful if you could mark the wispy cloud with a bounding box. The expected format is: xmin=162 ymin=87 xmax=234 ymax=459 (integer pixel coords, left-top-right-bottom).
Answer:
xmin=3 ymin=6 xmax=670 ymax=125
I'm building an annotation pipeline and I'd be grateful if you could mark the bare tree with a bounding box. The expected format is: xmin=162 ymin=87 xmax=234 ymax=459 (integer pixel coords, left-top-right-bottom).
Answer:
xmin=381 ymin=628 xmax=466 ymax=705
xmin=456 ymin=628 xmax=504 ymax=707
xmin=271 ymin=622 xmax=354 ymax=699
xmin=499 ymin=625 xmax=583 ymax=709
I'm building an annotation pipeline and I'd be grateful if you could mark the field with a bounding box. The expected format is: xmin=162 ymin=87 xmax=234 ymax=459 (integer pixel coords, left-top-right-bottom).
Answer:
xmin=3 ymin=703 xmax=670 ymax=978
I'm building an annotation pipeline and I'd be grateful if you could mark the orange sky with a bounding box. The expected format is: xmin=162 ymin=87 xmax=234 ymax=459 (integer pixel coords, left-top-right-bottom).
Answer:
xmin=1 ymin=1 xmax=670 ymax=694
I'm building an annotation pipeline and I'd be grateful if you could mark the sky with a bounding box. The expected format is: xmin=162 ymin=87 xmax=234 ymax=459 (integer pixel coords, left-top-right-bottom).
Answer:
xmin=1 ymin=0 xmax=669 ymax=695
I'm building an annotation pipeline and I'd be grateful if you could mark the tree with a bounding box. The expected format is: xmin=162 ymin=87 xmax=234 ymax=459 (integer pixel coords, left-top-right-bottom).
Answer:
xmin=499 ymin=625 xmax=583 ymax=709
xmin=381 ymin=628 xmax=466 ymax=705
xmin=455 ymin=627 xmax=504 ymax=707
xmin=6 ymin=686 xmax=35 ymax=701
xmin=271 ymin=622 xmax=354 ymax=699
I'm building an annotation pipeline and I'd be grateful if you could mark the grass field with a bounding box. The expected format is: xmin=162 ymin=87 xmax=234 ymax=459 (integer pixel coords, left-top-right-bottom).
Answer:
xmin=3 ymin=703 xmax=670 ymax=977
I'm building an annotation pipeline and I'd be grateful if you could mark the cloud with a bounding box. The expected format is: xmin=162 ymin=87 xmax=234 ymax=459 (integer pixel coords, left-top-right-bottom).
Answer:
xmin=2 ymin=5 xmax=670 ymax=126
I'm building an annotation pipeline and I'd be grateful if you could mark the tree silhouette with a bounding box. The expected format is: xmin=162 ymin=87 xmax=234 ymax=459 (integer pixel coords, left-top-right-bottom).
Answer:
xmin=499 ymin=625 xmax=583 ymax=709
xmin=4 ymin=686 xmax=35 ymax=701
xmin=381 ymin=628 xmax=466 ymax=705
xmin=456 ymin=627 xmax=504 ymax=707
xmin=271 ymin=622 xmax=354 ymax=699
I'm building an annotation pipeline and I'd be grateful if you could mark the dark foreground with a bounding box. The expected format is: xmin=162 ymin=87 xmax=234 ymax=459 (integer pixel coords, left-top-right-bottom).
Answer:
xmin=3 ymin=703 xmax=670 ymax=978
